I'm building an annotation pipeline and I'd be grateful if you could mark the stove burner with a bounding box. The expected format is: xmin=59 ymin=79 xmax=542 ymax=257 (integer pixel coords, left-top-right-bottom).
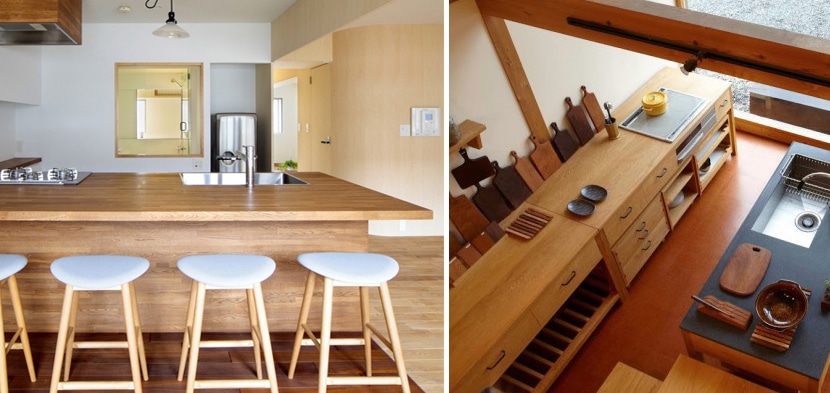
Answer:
xmin=795 ymin=211 xmax=821 ymax=232
xmin=0 ymin=167 xmax=90 ymax=185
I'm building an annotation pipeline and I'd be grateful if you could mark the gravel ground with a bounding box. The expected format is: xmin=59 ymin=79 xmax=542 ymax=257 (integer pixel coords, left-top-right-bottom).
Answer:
xmin=685 ymin=1 xmax=830 ymax=112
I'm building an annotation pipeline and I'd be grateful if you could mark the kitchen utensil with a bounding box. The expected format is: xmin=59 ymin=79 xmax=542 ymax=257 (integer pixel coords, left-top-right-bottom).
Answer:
xmin=692 ymin=295 xmax=731 ymax=316
xmin=472 ymin=182 xmax=513 ymax=223
xmin=719 ymin=243 xmax=771 ymax=297
xmin=470 ymin=231 xmax=496 ymax=254
xmin=755 ymin=279 xmax=808 ymax=330
xmin=452 ymin=148 xmax=496 ymax=190
xmin=604 ymin=101 xmax=614 ymax=121
xmin=510 ymin=151 xmax=544 ymax=192
xmin=550 ymin=122 xmax=579 ymax=163
xmin=692 ymin=294 xmax=752 ymax=330
xmin=642 ymin=91 xmax=668 ymax=116
xmin=668 ymin=191 xmax=685 ymax=208
xmin=581 ymin=86 xmax=606 ymax=131
xmin=528 ymin=135 xmax=561 ymax=179
xmin=492 ymin=161 xmax=532 ymax=209
xmin=449 ymin=193 xmax=490 ymax=243
xmin=580 ymin=184 xmax=607 ymax=203
xmin=565 ymin=96 xmax=596 ymax=145
xmin=604 ymin=118 xmax=620 ymax=140
xmin=456 ymin=242 xmax=483 ymax=267
xmin=567 ymin=199 xmax=595 ymax=217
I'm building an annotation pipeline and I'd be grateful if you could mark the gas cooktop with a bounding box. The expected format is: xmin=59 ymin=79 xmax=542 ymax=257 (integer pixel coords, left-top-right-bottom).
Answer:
xmin=0 ymin=167 xmax=91 ymax=185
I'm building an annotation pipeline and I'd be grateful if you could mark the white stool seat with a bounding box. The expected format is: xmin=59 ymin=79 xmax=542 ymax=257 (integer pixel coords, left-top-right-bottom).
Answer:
xmin=177 ymin=254 xmax=275 ymax=287
xmin=51 ymin=255 xmax=149 ymax=289
xmin=0 ymin=254 xmax=27 ymax=280
xmin=298 ymin=252 xmax=399 ymax=285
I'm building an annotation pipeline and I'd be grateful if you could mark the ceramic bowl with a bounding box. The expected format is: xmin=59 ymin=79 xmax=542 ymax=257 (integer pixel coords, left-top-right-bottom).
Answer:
xmin=755 ymin=279 xmax=808 ymax=329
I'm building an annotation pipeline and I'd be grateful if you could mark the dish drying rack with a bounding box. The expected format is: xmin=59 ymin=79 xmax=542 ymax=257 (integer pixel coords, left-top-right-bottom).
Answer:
xmin=781 ymin=154 xmax=830 ymax=204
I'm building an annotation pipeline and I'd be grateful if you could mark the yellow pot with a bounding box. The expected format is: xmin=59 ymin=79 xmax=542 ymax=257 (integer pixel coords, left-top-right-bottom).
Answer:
xmin=642 ymin=91 xmax=667 ymax=116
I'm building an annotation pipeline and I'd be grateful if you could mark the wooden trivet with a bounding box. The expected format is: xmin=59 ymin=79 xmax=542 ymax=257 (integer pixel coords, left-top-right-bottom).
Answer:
xmin=505 ymin=208 xmax=552 ymax=240
xmin=751 ymin=324 xmax=796 ymax=352
xmin=695 ymin=295 xmax=752 ymax=330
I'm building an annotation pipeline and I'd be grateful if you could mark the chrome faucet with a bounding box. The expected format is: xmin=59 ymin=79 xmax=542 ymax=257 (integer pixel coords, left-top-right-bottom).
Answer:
xmin=799 ymin=172 xmax=830 ymax=190
xmin=243 ymin=145 xmax=256 ymax=188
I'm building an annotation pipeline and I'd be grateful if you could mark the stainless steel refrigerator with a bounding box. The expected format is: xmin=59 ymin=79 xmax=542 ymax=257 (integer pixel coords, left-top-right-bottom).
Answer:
xmin=211 ymin=113 xmax=256 ymax=172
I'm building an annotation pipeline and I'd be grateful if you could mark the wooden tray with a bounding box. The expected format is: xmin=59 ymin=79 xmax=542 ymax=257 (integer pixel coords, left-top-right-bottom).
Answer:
xmin=751 ymin=324 xmax=796 ymax=352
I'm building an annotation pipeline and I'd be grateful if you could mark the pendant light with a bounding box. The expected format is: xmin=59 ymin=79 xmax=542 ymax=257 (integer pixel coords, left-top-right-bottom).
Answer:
xmin=146 ymin=0 xmax=189 ymax=39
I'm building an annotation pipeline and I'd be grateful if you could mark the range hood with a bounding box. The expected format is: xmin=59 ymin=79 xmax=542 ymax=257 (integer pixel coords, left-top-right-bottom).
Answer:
xmin=0 ymin=0 xmax=82 ymax=45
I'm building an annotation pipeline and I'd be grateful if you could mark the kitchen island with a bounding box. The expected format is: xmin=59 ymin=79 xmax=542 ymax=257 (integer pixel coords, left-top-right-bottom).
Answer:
xmin=0 ymin=172 xmax=431 ymax=333
xmin=681 ymin=142 xmax=830 ymax=393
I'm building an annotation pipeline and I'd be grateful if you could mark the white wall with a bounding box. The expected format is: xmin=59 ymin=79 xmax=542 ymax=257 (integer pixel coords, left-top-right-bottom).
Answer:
xmin=0 ymin=103 xmax=15 ymax=160
xmin=14 ymin=23 xmax=270 ymax=172
xmin=272 ymin=78 xmax=299 ymax=166
xmin=211 ymin=64 xmax=258 ymax=113
xmin=0 ymin=47 xmax=41 ymax=106
xmin=449 ymin=0 xmax=673 ymax=198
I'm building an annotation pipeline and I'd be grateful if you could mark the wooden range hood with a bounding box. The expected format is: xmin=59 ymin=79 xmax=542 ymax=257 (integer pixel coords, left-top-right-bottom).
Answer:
xmin=0 ymin=0 xmax=81 ymax=45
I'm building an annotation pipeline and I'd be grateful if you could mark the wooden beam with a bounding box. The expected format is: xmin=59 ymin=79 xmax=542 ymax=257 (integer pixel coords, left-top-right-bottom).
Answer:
xmin=480 ymin=15 xmax=560 ymax=165
xmin=475 ymin=0 xmax=830 ymax=102
xmin=735 ymin=111 xmax=830 ymax=152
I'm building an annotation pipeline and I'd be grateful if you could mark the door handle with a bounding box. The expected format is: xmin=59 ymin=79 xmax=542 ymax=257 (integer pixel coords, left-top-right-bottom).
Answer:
xmin=320 ymin=136 xmax=331 ymax=145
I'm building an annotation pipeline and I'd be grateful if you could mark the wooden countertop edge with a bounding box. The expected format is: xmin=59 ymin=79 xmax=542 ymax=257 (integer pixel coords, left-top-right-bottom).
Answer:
xmin=0 ymin=209 xmax=432 ymax=222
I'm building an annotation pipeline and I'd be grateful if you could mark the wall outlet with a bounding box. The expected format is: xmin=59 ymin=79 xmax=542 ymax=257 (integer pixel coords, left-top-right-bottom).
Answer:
xmin=15 ymin=141 xmax=23 ymax=153
xmin=400 ymin=125 xmax=410 ymax=136
xmin=192 ymin=159 xmax=203 ymax=170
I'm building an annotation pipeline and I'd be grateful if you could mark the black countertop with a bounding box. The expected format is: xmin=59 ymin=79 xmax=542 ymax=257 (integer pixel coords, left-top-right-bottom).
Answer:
xmin=680 ymin=142 xmax=830 ymax=380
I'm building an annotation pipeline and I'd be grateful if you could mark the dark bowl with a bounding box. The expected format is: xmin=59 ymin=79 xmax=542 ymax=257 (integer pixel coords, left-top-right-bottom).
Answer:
xmin=755 ymin=280 xmax=808 ymax=329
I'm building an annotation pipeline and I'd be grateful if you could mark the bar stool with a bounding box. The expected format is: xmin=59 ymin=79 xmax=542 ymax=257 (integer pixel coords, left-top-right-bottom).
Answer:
xmin=49 ymin=255 xmax=149 ymax=393
xmin=176 ymin=254 xmax=279 ymax=393
xmin=288 ymin=252 xmax=410 ymax=393
xmin=0 ymin=254 xmax=36 ymax=390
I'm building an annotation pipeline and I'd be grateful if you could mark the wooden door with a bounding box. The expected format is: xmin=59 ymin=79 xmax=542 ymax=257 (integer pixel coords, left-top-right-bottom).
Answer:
xmin=310 ymin=63 xmax=332 ymax=174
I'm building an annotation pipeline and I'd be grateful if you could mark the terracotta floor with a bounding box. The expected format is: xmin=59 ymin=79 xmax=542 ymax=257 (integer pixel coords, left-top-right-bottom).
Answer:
xmin=550 ymin=131 xmax=791 ymax=392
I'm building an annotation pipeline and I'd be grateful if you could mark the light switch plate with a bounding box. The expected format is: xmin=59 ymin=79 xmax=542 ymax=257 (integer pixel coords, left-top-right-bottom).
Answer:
xmin=400 ymin=125 xmax=410 ymax=136
xmin=411 ymin=107 xmax=441 ymax=137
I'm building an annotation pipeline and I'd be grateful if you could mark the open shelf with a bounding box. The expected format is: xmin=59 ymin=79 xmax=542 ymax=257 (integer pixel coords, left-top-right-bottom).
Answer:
xmin=495 ymin=266 xmax=618 ymax=392
xmin=699 ymin=145 xmax=732 ymax=191
xmin=450 ymin=120 xmax=486 ymax=154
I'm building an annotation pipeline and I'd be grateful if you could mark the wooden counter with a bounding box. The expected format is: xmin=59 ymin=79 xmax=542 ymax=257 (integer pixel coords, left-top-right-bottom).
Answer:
xmin=0 ymin=172 xmax=431 ymax=333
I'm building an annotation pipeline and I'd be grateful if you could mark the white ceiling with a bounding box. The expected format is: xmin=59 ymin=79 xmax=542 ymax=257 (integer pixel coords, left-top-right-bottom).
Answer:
xmin=83 ymin=0 xmax=443 ymax=25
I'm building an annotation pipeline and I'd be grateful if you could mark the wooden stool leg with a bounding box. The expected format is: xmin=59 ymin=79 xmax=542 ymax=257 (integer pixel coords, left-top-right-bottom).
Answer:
xmin=0 ymin=285 xmax=8 ymax=393
xmin=50 ymin=285 xmax=75 ymax=393
xmin=129 ymin=282 xmax=149 ymax=381
xmin=379 ymin=283 xmax=410 ymax=393
xmin=177 ymin=281 xmax=198 ymax=381
xmin=319 ymin=278 xmax=334 ymax=393
xmin=359 ymin=286 xmax=372 ymax=377
xmin=8 ymin=275 xmax=36 ymax=382
xmin=288 ymin=271 xmax=317 ymax=379
xmin=246 ymin=288 xmax=263 ymax=379
xmin=252 ymin=283 xmax=279 ymax=393
xmin=62 ymin=289 xmax=80 ymax=381
xmin=121 ymin=283 xmax=144 ymax=393
xmin=185 ymin=282 xmax=207 ymax=393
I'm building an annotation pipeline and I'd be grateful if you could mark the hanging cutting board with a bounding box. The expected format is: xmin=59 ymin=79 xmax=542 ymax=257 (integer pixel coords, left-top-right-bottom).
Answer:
xmin=449 ymin=193 xmax=489 ymax=243
xmin=510 ymin=151 xmax=544 ymax=192
xmin=452 ymin=148 xmax=496 ymax=190
xmin=529 ymin=135 xmax=561 ymax=180
xmin=472 ymin=182 xmax=513 ymax=223
xmin=492 ymin=161 xmax=532 ymax=209
xmin=719 ymin=243 xmax=772 ymax=297
xmin=550 ymin=122 xmax=579 ymax=163
xmin=566 ymin=96 xmax=596 ymax=145
xmin=581 ymin=85 xmax=606 ymax=132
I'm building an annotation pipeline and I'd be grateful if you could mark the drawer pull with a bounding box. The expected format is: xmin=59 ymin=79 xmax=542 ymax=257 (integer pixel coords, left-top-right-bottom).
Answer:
xmin=720 ymin=99 xmax=728 ymax=108
xmin=561 ymin=270 xmax=576 ymax=286
xmin=636 ymin=222 xmax=647 ymax=232
xmin=656 ymin=167 xmax=668 ymax=178
xmin=486 ymin=350 xmax=506 ymax=370
xmin=638 ymin=229 xmax=649 ymax=240
xmin=642 ymin=240 xmax=653 ymax=251
xmin=620 ymin=207 xmax=633 ymax=219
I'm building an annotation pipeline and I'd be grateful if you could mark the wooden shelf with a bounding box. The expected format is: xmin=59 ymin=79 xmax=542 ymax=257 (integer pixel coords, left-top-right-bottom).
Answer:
xmin=450 ymin=120 xmax=486 ymax=154
xmin=0 ymin=157 xmax=41 ymax=170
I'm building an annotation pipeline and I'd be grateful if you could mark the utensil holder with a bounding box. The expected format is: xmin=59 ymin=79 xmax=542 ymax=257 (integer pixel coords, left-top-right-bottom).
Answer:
xmin=604 ymin=118 xmax=620 ymax=140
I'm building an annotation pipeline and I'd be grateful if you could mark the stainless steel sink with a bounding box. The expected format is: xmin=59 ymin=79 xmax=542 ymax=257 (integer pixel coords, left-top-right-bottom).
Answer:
xmin=180 ymin=172 xmax=308 ymax=186
xmin=751 ymin=154 xmax=830 ymax=248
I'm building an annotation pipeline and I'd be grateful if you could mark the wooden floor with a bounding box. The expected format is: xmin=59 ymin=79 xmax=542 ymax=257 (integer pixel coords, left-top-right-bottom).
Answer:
xmin=0 ymin=236 xmax=445 ymax=393
xmin=551 ymin=132 xmax=796 ymax=391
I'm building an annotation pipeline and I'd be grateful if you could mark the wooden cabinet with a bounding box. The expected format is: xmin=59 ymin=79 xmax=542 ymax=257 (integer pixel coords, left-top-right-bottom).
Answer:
xmin=614 ymin=195 xmax=670 ymax=284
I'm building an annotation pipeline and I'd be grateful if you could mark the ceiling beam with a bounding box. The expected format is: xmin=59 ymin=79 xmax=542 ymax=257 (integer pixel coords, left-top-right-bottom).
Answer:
xmin=475 ymin=0 xmax=830 ymax=102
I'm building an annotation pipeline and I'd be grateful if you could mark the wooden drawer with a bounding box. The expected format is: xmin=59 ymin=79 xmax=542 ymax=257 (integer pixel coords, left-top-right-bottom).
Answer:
xmin=640 ymin=150 xmax=678 ymax=200
xmin=529 ymin=239 xmax=601 ymax=325
xmin=714 ymin=86 xmax=732 ymax=122
xmin=450 ymin=310 xmax=541 ymax=393
xmin=621 ymin=198 xmax=670 ymax=285
xmin=602 ymin=188 xmax=647 ymax=245
xmin=612 ymin=194 xmax=666 ymax=264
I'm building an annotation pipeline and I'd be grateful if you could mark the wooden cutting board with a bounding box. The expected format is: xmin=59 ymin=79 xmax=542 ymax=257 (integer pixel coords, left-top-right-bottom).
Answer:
xmin=492 ymin=161 xmax=532 ymax=209
xmin=581 ymin=85 xmax=606 ymax=132
xmin=452 ymin=148 xmax=495 ymax=190
xmin=550 ymin=122 xmax=579 ymax=163
xmin=719 ymin=243 xmax=772 ymax=297
xmin=529 ymin=135 xmax=561 ymax=179
xmin=472 ymin=183 xmax=513 ymax=223
xmin=566 ymin=96 xmax=596 ymax=145
xmin=510 ymin=151 xmax=544 ymax=192
xmin=449 ymin=193 xmax=489 ymax=243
